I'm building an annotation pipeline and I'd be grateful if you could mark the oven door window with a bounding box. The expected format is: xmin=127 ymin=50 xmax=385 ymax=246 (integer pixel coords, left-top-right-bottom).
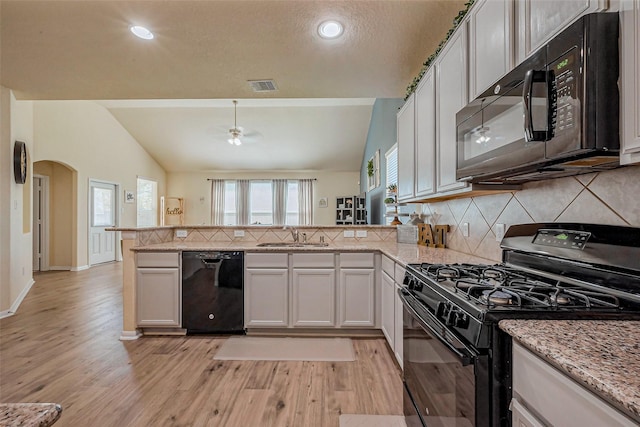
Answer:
xmin=404 ymin=307 xmax=476 ymax=426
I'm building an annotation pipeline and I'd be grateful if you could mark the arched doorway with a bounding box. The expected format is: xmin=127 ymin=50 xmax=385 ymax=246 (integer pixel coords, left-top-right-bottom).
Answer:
xmin=32 ymin=160 xmax=77 ymax=271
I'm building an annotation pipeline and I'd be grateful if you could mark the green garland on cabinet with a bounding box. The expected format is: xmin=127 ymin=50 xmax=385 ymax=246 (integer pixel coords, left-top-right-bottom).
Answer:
xmin=404 ymin=0 xmax=476 ymax=100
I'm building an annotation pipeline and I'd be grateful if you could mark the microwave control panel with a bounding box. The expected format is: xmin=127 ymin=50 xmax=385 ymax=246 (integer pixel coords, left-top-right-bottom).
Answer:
xmin=549 ymin=48 xmax=579 ymax=137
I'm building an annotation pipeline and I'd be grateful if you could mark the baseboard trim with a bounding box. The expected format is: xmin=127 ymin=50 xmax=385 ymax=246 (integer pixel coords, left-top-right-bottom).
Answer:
xmin=49 ymin=266 xmax=72 ymax=271
xmin=246 ymin=328 xmax=383 ymax=338
xmin=71 ymin=265 xmax=89 ymax=272
xmin=4 ymin=278 xmax=36 ymax=317
xmin=0 ymin=310 xmax=13 ymax=319
xmin=119 ymin=330 xmax=142 ymax=341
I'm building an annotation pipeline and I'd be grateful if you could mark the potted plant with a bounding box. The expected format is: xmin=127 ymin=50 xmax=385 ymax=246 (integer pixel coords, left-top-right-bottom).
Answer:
xmin=387 ymin=184 xmax=397 ymax=194
xmin=367 ymin=159 xmax=374 ymax=177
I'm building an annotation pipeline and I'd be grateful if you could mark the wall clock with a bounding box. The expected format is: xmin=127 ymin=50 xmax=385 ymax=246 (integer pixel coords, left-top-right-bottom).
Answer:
xmin=13 ymin=141 xmax=27 ymax=184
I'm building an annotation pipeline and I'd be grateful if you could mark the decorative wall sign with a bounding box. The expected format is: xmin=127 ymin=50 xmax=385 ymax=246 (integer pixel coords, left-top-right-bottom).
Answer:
xmin=124 ymin=190 xmax=135 ymax=203
xmin=13 ymin=141 xmax=27 ymax=184
xmin=163 ymin=197 xmax=184 ymax=226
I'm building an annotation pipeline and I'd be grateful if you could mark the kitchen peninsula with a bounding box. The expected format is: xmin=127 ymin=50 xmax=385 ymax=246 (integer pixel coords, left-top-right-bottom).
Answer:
xmin=113 ymin=224 xmax=489 ymax=340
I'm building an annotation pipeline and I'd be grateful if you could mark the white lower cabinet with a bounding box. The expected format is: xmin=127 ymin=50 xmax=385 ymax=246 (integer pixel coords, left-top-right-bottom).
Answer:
xmin=339 ymin=252 xmax=375 ymax=327
xmin=512 ymin=342 xmax=638 ymax=427
xmin=136 ymin=267 xmax=181 ymax=327
xmin=381 ymin=270 xmax=395 ymax=344
xmin=136 ymin=252 xmax=181 ymax=328
xmin=292 ymin=268 xmax=335 ymax=327
xmin=244 ymin=253 xmax=290 ymax=327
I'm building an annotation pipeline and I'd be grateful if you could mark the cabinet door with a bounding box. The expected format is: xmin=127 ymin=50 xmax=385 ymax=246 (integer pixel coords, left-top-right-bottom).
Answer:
xmin=415 ymin=68 xmax=436 ymax=198
xmin=621 ymin=0 xmax=640 ymax=165
xmin=136 ymin=268 xmax=180 ymax=327
xmin=339 ymin=268 xmax=375 ymax=327
xmin=510 ymin=398 xmax=545 ymax=427
xmin=436 ymin=25 xmax=468 ymax=193
xmin=394 ymin=283 xmax=404 ymax=369
xmin=397 ymin=94 xmax=416 ymax=201
xmin=245 ymin=268 xmax=289 ymax=327
xmin=292 ymin=269 xmax=335 ymax=327
xmin=469 ymin=0 xmax=513 ymax=99
xmin=516 ymin=0 xmax=608 ymax=62
xmin=381 ymin=271 xmax=395 ymax=347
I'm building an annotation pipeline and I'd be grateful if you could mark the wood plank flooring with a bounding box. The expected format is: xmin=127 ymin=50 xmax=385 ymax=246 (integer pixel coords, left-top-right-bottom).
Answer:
xmin=0 ymin=263 xmax=403 ymax=426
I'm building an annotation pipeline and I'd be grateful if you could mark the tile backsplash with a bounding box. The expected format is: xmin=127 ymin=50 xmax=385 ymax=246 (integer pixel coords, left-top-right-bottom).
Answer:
xmin=422 ymin=165 xmax=640 ymax=262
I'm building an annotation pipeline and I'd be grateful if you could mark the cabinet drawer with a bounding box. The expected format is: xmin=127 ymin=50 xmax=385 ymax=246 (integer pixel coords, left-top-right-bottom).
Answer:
xmin=245 ymin=252 xmax=288 ymax=268
xmin=340 ymin=252 xmax=374 ymax=268
xmin=137 ymin=252 xmax=179 ymax=268
xmin=382 ymin=255 xmax=395 ymax=278
xmin=513 ymin=343 xmax=637 ymax=427
xmin=293 ymin=253 xmax=335 ymax=268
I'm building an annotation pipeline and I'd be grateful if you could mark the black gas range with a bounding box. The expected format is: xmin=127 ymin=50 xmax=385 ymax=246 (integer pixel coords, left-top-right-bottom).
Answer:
xmin=400 ymin=223 xmax=640 ymax=427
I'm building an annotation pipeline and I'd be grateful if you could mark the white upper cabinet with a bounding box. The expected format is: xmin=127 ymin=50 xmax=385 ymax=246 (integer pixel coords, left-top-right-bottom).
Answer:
xmin=397 ymin=94 xmax=416 ymax=201
xmin=469 ymin=0 xmax=514 ymax=100
xmin=436 ymin=24 xmax=468 ymax=193
xmin=414 ymin=68 xmax=437 ymax=198
xmin=621 ymin=0 xmax=640 ymax=165
xmin=515 ymin=0 xmax=609 ymax=63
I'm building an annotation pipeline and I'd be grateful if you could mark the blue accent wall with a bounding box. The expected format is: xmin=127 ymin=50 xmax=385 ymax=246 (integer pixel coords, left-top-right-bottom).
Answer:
xmin=360 ymin=98 xmax=404 ymax=224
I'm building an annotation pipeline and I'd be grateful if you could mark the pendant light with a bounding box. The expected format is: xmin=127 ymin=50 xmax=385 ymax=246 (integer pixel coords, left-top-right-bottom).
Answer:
xmin=228 ymin=100 xmax=242 ymax=145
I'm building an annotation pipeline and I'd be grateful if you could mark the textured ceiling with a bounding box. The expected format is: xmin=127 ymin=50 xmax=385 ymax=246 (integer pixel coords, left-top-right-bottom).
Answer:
xmin=0 ymin=0 xmax=466 ymax=171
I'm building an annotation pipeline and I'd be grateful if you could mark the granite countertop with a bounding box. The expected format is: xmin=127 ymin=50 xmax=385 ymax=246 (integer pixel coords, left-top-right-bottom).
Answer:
xmin=499 ymin=319 xmax=640 ymax=422
xmin=0 ymin=403 xmax=62 ymax=426
xmin=131 ymin=241 xmax=494 ymax=267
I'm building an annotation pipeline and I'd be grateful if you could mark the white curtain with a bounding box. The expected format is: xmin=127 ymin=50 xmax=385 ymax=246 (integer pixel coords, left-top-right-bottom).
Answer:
xmin=210 ymin=179 xmax=225 ymax=225
xmin=272 ymin=179 xmax=287 ymax=225
xmin=298 ymin=179 xmax=314 ymax=225
xmin=235 ymin=179 xmax=250 ymax=225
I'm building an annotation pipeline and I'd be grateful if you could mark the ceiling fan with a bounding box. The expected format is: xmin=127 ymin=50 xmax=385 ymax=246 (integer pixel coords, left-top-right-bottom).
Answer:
xmin=225 ymin=100 xmax=261 ymax=146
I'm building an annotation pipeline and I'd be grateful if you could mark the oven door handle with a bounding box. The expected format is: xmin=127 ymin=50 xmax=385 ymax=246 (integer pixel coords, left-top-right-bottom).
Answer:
xmin=399 ymin=291 xmax=476 ymax=366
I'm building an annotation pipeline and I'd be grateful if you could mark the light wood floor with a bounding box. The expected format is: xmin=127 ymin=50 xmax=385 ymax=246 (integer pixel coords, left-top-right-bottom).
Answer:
xmin=0 ymin=263 xmax=403 ymax=426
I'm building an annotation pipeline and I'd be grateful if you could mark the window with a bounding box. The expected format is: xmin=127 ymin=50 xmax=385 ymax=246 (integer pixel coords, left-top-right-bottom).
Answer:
xmin=215 ymin=179 xmax=309 ymax=226
xmin=385 ymin=145 xmax=398 ymax=225
xmin=286 ymin=181 xmax=299 ymax=225
xmin=224 ymin=181 xmax=237 ymax=225
xmin=137 ymin=177 xmax=157 ymax=227
xmin=250 ymin=181 xmax=273 ymax=225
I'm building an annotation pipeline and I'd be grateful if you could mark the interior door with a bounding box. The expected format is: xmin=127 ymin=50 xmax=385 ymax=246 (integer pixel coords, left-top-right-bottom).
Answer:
xmin=89 ymin=181 xmax=117 ymax=265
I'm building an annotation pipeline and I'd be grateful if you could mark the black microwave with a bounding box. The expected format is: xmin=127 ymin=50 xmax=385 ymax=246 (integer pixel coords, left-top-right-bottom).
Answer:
xmin=456 ymin=12 xmax=620 ymax=184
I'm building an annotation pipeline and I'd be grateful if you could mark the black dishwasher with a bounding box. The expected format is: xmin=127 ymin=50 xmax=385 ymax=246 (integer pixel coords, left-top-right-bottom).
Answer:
xmin=182 ymin=251 xmax=244 ymax=334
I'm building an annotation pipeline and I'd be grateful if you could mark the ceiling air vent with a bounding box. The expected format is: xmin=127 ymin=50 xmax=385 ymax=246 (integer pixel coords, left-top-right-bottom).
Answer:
xmin=247 ymin=80 xmax=278 ymax=92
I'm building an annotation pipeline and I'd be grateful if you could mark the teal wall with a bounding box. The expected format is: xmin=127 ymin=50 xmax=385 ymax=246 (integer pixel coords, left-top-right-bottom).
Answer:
xmin=360 ymin=98 xmax=404 ymax=224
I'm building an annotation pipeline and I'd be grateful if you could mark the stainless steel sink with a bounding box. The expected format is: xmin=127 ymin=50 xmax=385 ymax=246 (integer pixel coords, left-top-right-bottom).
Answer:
xmin=256 ymin=242 xmax=329 ymax=247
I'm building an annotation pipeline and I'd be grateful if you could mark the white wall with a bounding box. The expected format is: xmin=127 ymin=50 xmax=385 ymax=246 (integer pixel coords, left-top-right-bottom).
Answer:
xmin=167 ymin=171 xmax=361 ymax=225
xmin=32 ymin=101 xmax=167 ymax=269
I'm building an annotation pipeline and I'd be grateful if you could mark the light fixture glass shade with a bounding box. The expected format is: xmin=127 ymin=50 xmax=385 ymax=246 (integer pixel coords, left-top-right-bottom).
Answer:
xmin=228 ymin=137 xmax=242 ymax=146
xmin=130 ymin=25 xmax=154 ymax=40
xmin=318 ymin=20 xmax=344 ymax=39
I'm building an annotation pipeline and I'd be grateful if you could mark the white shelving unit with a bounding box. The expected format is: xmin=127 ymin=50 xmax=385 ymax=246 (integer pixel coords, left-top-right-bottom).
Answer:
xmin=384 ymin=191 xmax=409 ymax=225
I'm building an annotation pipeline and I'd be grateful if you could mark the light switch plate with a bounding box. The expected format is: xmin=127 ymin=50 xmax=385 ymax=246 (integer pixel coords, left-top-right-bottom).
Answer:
xmin=234 ymin=230 xmax=245 ymax=237
xmin=356 ymin=230 xmax=367 ymax=238
xmin=343 ymin=230 xmax=355 ymax=238
xmin=495 ymin=223 xmax=506 ymax=242
xmin=175 ymin=229 xmax=187 ymax=238
xmin=461 ymin=222 xmax=470 ymax=237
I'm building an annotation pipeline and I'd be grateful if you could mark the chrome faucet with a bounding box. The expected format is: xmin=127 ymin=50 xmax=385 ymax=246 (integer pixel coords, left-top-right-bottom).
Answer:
xmin=283 ymin=225 xmax=299 ymax=242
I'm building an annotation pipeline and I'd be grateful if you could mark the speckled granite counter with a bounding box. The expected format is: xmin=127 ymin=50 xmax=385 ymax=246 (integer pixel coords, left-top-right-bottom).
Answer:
xmin=499 ymin=320 xmax=640 ymax=423
xmin=131 ymin=241 xmax=494 ymax=266
xmin=0 ymin=403 xmax=62 ymax=426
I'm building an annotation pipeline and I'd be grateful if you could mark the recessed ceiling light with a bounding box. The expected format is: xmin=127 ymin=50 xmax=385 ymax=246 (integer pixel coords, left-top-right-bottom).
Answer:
xmin=318 ymin=20 xmax=344 ymax=39
xmin=130 ymin=25 xmax=154 ymax=40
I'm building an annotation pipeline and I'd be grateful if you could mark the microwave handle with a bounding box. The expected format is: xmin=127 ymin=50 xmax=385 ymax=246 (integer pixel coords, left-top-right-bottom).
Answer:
xmin=523 ymin=69 xmax=548 ymax=142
